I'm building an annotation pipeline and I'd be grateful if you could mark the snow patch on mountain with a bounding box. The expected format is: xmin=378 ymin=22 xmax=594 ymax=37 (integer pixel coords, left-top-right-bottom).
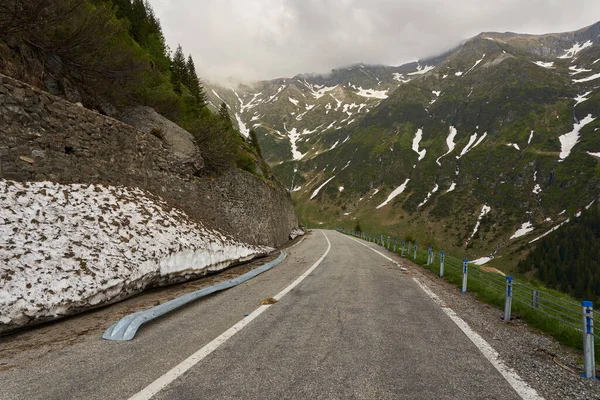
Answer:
xmin=558 ymin=40 xmax=593 ymax=59
xmin=528 ymin=130 xmax=534 ymax=144
xmin=289 ymin=97 xmax=299 ymax=106
xmin=533 ymin=61 xmax=554 ymax=69
xmin=575 ymin=91 xmax=592 ymax=106
xmin=417 ymin=184 xmax=439 ymax=208
xmin=376 ymin=179 xmax=410 ymax=209
xmin=510 ymin=222 xmax=535 ymax=239
xmin=506 ymin=143 xmax=520 ymax=150
xmin=468 ymin=205 xmax=491 ymax=241
xmin=285 ymin=125 xmax=304 ymax=160
xmin=530 ymin=219 xmax=570 ymax=243
xmin=408 ymin=64 xmax=435 ymax=76
xmin=446 ymin=182 xmax=457 ymax=193
xmin=310 ymin=176 xmax=336 ymax=199
xmin=573 ymin=73 xmax=600 ymax=83
xmin=457 ymin=132 xmax=486 ymax=159
xmin=300 ymin=80 xmax=338 ymax=99
xmin=464 ymin=54 xmax=485 ymax=75
xmin=558 ymin=114 xmax=596 ymax=161
xmin=354 ymin=87 xmax=388 ymax=99
xmin=393 ymin=73 xmax=410 ymax=83
xmin=569 ymin=65 xmax=592 ymax=75
xmin=412 ymin=128 xmax=427 ymax=161
xmin=235 ymin=114 xmax=250 ymax=137
xmin=588 ymin=151 xmax=600 ymax=158
xmin=436 ymin=126 xmax=458 ymax=166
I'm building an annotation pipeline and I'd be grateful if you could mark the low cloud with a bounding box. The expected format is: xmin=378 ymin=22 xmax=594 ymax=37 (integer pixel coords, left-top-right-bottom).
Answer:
xmin=151 ymin=0 xmax=600 ymax=83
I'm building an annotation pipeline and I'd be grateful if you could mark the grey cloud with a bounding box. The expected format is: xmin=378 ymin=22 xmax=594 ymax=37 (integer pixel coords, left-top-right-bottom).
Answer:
xmin=151 ymin=0 xmax=600 ymax=83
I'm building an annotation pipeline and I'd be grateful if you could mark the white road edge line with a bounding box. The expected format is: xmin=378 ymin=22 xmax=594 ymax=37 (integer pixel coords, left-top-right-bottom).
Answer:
xmin=129 ymin=231 xmax=332 ymax=400
xmin=413 ymin=278 xmax=543 ymax=400
xmin=340 ymin=232 xmax=543 ymax=400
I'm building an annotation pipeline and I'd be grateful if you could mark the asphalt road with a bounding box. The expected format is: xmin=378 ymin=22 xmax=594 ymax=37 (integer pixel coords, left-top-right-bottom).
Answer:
xmin=0 ymin=230 xmax=526 ymax=399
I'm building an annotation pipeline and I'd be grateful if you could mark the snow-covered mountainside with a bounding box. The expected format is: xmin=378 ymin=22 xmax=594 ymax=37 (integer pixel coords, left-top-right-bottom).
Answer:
xmin=0 ymin=180 xmax=272 ymax=333
xmin=206 ymin=61 xmax=445 ymax=164
xmin=228 ymin=21 xmax=600 ymax=272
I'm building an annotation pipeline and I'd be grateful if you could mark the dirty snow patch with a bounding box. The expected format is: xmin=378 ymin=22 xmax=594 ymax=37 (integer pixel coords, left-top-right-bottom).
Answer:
xmin=0 ymin=181 xmax=271 ymax=331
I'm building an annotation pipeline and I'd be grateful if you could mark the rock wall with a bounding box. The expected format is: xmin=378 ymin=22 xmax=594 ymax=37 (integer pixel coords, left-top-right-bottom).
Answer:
xmin=0 ymin=73 xmax=299 ymax=248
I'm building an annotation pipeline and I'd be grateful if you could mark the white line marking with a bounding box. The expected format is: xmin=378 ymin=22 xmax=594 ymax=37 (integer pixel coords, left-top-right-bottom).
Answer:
xmin=129 ymin=231 xmax=332 ymax=400
xmin=290 ymin=236 xmax=306 ymax=248
xmin=343 ymin=233 xmax=398 ymax=263
xmin=339 ymin=232 xmax=542 ymax=400
xmin=413 ymin=278 xmax=543 ymax=400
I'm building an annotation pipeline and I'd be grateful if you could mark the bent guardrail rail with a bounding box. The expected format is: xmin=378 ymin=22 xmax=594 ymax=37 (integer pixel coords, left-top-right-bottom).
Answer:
xmin=103 ymin=251 xmax=288 ymax=341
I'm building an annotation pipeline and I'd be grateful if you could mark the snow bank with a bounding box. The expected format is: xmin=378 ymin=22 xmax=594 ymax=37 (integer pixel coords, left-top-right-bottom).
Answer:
xmin=472 ymin=257 xmax=493 ymax=266
xmin=376 ymin=179 xmax=410 ymax=209
xmin=235 ymin=113 xmax=250 ymax=137
xmin=0 ymin=180 xmax=272 ymax=331
xmin=510 ymin=222 xmax=535 ymax=239
xmin=558 ymin=114 xmax=596 ymax=161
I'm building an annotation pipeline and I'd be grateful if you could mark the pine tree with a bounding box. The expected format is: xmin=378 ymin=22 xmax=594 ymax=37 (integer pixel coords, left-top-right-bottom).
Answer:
xmin=218 ymin=102 xmax=232 ymax=128
xmin=170 ymin=44 xmax=186 ymax=95
xmin=186 ymin=55 xmax=207 ymax=107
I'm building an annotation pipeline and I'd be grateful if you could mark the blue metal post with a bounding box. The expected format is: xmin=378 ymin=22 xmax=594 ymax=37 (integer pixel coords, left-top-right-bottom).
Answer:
xmin=461 ymin=259 xmax=468 ymax=292
xmin=440 ymin=252 xmax=445 ymax=277
xmin=504 ymin=276 xmax=513 ymax=322
xmin=582 ymin=301 xmax=596 ymax=379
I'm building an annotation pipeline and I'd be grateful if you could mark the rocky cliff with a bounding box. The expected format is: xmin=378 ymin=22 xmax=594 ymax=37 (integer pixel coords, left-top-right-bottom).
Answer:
xmin=0 ymin=73 xmax=299 ymax=248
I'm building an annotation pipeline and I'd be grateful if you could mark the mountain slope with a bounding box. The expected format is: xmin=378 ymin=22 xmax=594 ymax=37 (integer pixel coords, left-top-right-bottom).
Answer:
xmin=230 ymin=21 xmax=600 ymax=272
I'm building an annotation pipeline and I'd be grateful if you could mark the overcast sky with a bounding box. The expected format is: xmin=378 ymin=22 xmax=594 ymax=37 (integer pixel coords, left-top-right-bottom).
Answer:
xmin=150 ymin=0 xmax=600 ymax=83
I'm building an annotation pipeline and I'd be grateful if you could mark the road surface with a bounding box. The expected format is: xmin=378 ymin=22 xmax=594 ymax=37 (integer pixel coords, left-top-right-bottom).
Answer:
xmin=0 ymin=230 xmax=533 ymax=399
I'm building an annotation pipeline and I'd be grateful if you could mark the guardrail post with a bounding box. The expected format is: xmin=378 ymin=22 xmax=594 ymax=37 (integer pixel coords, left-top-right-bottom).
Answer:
xmin=439 ymin=252 xmax=445 ymax=277
xmin=582 ymin=301 xmax=596 ymax=379
xmin=393 ymin=238 xmax=397 ymax=252
xmin=426 ymin=246 xmax=432 ymax=265
xmin=407 ymin=242 xmax=411 ymax=256
xmin=401 ymin=240 xmax=406 ymax=256
xmin=532 ymin=290 xmax=539 ymax=309
xmin=387 ymin=236 xmax=390 ymax=249
xmin=461 ymin=259 xmax=468 ymax=293
xmin=413 ymin=243 xmax=418 ymax=260
xmin=504 ymin=276 xmax=514 ymax=322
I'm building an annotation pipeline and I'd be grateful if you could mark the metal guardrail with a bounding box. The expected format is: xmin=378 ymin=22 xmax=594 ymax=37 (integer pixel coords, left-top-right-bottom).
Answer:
xmin=337 ymin=228 xmax=597 ymax=379
xmin=103 ymin=251 xmax=288 ymax=341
